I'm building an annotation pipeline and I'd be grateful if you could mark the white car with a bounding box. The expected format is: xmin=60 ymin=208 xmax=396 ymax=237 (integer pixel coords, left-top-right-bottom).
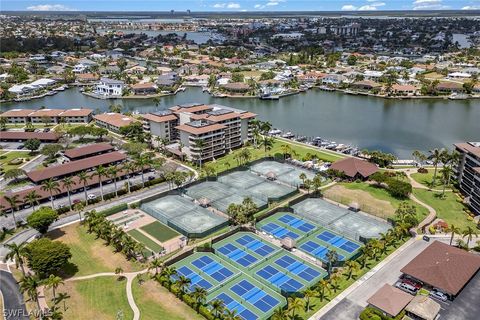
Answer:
xmin=430 ymin=290 xmax=448 ymax=302
xmin=87 ymin=194 xmax=97 ymax=200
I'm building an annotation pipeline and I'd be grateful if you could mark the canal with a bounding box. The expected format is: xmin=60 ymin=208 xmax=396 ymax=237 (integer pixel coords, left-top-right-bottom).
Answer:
xmin=2 ymin=87 xmax=479 ymax=159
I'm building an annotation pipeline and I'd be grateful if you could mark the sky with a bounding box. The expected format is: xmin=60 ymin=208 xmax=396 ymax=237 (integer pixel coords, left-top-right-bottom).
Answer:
xmin=1 ymin=0 xmax=480 ymax=12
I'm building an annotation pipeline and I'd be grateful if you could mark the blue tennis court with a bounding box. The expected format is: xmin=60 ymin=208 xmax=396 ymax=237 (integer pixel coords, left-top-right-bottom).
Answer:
xmin=274 ymin=255 xmax=324 ymax=282
xmin=299 ymin=240 xmax=345 ymax=261
xmin=212 ymin=293 xmax=257 ymax=320
xmin=231 ymin=280 xmax=282 ymax=313
xmin=316 ymin=230 xmax=361 ymax=253
xmin=191 ymin=255 xmax=235 ymax=282
xmin=217 ymin=242 xmax=259 ymax=267
xmin=256 ymin=265 xmax=303 ymax=292
xmin=176 ymin=265 xmax=213 ymax=291
xmin=278 ymin=214 xmax=317 ymax=233
xmin=260 ymin=222 xmax=300 ymax=239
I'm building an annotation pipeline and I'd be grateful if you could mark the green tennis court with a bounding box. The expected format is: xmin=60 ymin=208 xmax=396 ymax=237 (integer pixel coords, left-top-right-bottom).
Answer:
xmin=140 ymin=221 xmax=180 ymax=242
xmin=128 ymin=229 xmax=164 ymax=253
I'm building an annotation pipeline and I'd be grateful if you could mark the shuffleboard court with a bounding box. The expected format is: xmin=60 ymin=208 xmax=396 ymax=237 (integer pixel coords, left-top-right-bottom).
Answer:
xmin=127 ymin=229 xmax=164 ymax=253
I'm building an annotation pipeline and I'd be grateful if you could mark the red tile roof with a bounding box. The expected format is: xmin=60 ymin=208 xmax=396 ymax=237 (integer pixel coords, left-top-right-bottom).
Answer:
xmin=170 ymin=104 xmax=213 ymax=114
xmin=175 ymin=123 xmax=226 ymax=135
xmin=59 ymin=109 xmax=93 ymax=117
xmin=30 ymin=109 xmax=64 ymax=117
xmin=0 ymin=109 xmax=35 ymax=117
xmin=400 ymin=241 xmax=480 ymax=295
xmin=142 ymin=113 xmax=178 ymax=123
xmin=27 ymin=151 xmax=126 ymax=183
xmin=93 ymin=113 xmax=137 ymax=128
xmin=454 ymin=142 xmax=480 ymax=158
xmin=330 ymin=157 xmax=378 ymax=178
xmin=64 ymin=143 xmax=114 ymax=159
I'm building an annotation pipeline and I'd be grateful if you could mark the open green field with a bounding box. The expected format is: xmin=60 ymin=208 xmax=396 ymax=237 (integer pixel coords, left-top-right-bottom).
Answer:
xmin=324 ymin=182 xmax=429 ymax=221
xmin=410 ymin=169 xmax=449 ymax=189
xmin=412 ymin=189 xmax=477 ymax=229
xmin=206 ymin=138 xmax=344 ymax=173
xmin=141 ymin=221 xmax=180 ymax=242
xmin=47 ymin=223 xmax=144 ymax=277
xmin=45 ymin=276 xmax=132 ymax=320
xmin=132 ymin=277 xmax=204 ymax=320
xmin=128 ymin=229 xmax=164 ymax=253
xmin=0 ymin=151 xmax=32 ymax=171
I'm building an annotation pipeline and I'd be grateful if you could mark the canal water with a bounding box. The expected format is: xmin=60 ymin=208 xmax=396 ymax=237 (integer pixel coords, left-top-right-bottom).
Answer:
xmin=2 ymin=87 xmax=479 ymax=158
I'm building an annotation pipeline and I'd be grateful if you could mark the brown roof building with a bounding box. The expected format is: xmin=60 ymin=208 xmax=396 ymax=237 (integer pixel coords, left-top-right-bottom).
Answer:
xmin=330 ymin=157 xmax=378 ymax=179
xmin=64 ymin=143 xmax=114 ymax=160
xmin=0 ymin=131 xmax=59 ymax=142
xmin=367 ymin=284 xmax=414 ymax=317
xmin=400 ymin=241 xmax=480 ymax=296
xmin=27 ymin=151 xmax=126 ymax=183
xmin=93 ymin=113 xmax=137 ymax=133
xmin=405 ymin=296 xmax=440 ymax=320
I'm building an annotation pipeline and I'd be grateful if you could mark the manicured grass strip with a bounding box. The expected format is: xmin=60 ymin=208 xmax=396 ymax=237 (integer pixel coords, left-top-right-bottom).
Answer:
xmin=140 ymin=221 xmax=180 ymax=242
xmin=132 ymin=278 xmax=204 ymax=320
xmin=0 ymin=151 xmax=32 ymax=171
xmin=50 ymin=277 xmax=132 ymax=320
xmin=410 ymin=169 xmax=449 ymax=189
xmin=412 ymin=189 xmax=476 ymax=229
xmin=128 ymin=229 xmax=164 ymax=253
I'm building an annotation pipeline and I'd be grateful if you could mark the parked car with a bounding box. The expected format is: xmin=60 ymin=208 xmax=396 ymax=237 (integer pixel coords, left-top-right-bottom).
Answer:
xmin=430 ymin=289 xmax=448 ymax=302
xmin=148 ymin=176 xmax=155 ymax=181
xmin=17 ymin=144 xmax=25 ymax=150
xmin=395 ymin=282 xmax=418 ymax=295
xmin=87 ymin=194 xmax=97 ymax=200
xmin=73 ymin=199 xmax=81 ymax=205
xmin=44 ymin=128 xmax=51 ymax=132
xmin=401 ymin=278 xmax=422 ymax=290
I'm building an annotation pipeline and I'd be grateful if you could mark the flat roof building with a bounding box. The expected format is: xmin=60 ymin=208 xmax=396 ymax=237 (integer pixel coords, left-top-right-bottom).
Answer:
xmin=454 ymin=142 xmax=480 ymax=215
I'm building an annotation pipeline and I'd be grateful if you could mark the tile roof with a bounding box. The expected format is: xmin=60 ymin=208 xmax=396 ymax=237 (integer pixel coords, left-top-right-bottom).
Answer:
xmin=93 ymin=113 xmax=137 ymax=128
xmin=27 ymin=151 xmax=126 ymax=183
xmin=1 ymin=109 xmax=35 ymax=117
xmin=64 ymin=143 xmax=114 ymax=159
xmin=454 ymin=142 xmax=480 ymax=158
xmin=59 ymin=109 xmax=93 ymax=117
xmin=330 ymin=157 xmax=378 ymax=178
xmin=0 ymin=131 xmax=59 ymax=141
xmin=142 ymin=113 xmax=178 ymax=123
xmin=30 ymin=109 xmax=64 ymax=117
xmin=175 ymin=123 xmax=226 ymax=135
xmin=400 ymin=241 xmax=480 ymax=295
xmin=170 ymin=104 xmax=213 ymax=114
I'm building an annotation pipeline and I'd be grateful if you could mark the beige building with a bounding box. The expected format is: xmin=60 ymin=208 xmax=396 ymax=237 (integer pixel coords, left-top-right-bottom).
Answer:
xmin=94 ymin=113 xmax=137 ymax=133
xmin=1 ymin=108 xmax=93 ymax=124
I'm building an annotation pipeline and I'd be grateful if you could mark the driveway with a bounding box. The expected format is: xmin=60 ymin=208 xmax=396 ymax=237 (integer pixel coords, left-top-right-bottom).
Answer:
xmin=0 ymin=269 xmax=29 ymax=320
xmin=438 ymin=271 xmax=480 ymax=320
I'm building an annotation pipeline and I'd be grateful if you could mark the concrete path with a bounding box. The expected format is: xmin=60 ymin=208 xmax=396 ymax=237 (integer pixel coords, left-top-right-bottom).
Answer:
xmin=410 ymin=192 xmax=437 ymax=231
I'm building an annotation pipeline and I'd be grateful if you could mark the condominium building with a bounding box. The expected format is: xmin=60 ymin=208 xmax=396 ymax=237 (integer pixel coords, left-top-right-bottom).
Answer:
xmin=94 ymin=113 xmax=137 ymax=133
xmin=454 ymin=142 xmax=480 ymax=215
xmin=141 ymin=103 xmax=257 ymax=162
xmin=0 ymin=108 xmax=93 ymax=124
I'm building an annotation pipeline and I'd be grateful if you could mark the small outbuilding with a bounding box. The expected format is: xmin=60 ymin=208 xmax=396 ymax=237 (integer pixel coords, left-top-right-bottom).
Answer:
xmin=405 ymin=295 xmax=440 ymax=320
xmin=329 ymin=157 xmax=378 ymax=180
xmin=367 ymin=284 xmax=414 ymax=318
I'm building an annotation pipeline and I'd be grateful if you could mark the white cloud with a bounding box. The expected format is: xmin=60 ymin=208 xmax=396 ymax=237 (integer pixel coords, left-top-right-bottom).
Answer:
xmin=412 ymin=0 xmax=449 ymax=10
xmin=26 ymin=4 xmax=74 ymax=11
xmin=266 ymin=1 xmax=280 ymax=6
xmin=462 ymin=5 xmax=480 ymax=10
xmin=341 ymin=4 xmax=357 ymax=10
xmin=254 ymin=4 xmax=262 ymax=8
xmin=213 ymin=2 xmax=241 ymax=9
xmin=370 ymin=2 xmax=386 ymax=7
xmin=358 ymin=5 xmax=378 ymax=10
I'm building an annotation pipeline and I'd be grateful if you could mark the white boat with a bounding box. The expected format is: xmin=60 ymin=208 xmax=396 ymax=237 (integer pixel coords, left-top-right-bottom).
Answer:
xmin=54 ymin=85 xmax=66 ymax=91
xmin=449 ymin=93 xmax=469 ymax=100
xmin=268 ymin=129 xmax=282 ymax=136
xmin=281 ymin=132 xmax=295 ymax=139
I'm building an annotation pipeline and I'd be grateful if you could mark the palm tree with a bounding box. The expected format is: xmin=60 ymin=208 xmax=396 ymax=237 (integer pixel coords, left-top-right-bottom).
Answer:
xmin=107 ymin=165 xmax=119 ymax=197
xmin=42 ymin=179 xmax=61 ymax=208
xmin=299 ymin=172 xmax=307 ymax=186
xmin=329 ymin=271 xmax=341 ymax=293
xmin=209 ymin=299 xmax=225 ymax=320
xmin=160 ymin=266 xmax=177 ymax=290
xmin=4 ymin=194 xmax=21 ymax=229
xmin=45 ymin=274 xmax=64 ymax=301
xmin=191 ymin=286 xmax=207 ymax=313
xmin=148 ymin=258 xmax=163 ymax=276
xmin=134 ymin=155 xmax=149 ymax=188
xmin=428 ymin=148 xmax=445 ymax=187
xmin=176 ymin=275 xmax=191 ymax=297
xmin=326 ymin=249 xmax=339 ymax=275
xmin=440 ymin=165 xmax=454 ymax=198
xmin=287 ymin=296 xmax=304 ymax=319
xmin=271 ymin=307 xmax=289 ymax=320
xmin=53 ymin=292 xmax=70 ymax=311
xmin=447 ymin=224 xmax=461 ymax=246
xmin=73 ymin=202 xmax=85 ymax=222
xmin=122 ymin=162 xmax=135 ymax=193
xmin=25 ymin=190 xmax=41 ymax=211
xmin=281 ymin=144 xmax=292 ymax=159
xmin=77 ymin=171 xmax=90 ymax=202
xmin=260 ymin=136 xmax=274 ymax=155
xmin=62 ymin=176 xmax=76 ymax=209
xmin=343 ymin=260 xmax=360 ymax=280
xmin=193 ymin=139 xmax=206 ymax=170
xmin=5 ymin=242 xmax=27 ymax=276
xmin=224 ymin=309 xmax=241 ymax=320
xmin=94 ymin=165 xmax=107 ymax=201
xmin=19 ymin=275 xmax=42 ymax=315
xmin=316 ymin=279 xmax=331 ymax=302
xmin=303 ymin=288 xmax=316 ymax=311
xmin=462 ymin=226 xmax=479 ymax=247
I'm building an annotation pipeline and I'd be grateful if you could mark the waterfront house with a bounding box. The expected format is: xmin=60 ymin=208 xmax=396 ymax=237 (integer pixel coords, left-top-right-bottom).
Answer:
xmin=351 ymin=80 xmax=382 ymax=91
xmin=391 ymin=84 xmax=418 ymax=95
xmin=184 ymin=74 xmax=209 ymax=87
xmin=93 ymin=113 xmax=137 ymax=133
xmin=320 ymin=74 xmax=346 ymax=86
xmin=221 ymin=82 xmax=250 ymax=93
xmin=76 ymin=73 xmax=99 ymax=84
xmin=95 ymin=78 xmax=125 ymax=97
xmin=131 ymin=82 xmax=157 ymax=95
xmin=435 ymin=82 xmax=464 ymax=93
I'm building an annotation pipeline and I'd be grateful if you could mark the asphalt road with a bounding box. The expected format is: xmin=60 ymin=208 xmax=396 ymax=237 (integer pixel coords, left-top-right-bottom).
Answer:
xmin=0 ymin=270 xmax=29 ymax=320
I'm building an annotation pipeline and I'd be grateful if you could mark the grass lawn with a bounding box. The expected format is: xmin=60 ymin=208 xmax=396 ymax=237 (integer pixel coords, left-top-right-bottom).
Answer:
xmin=205 ymin=138 xmax=344 ymax=174
xmin=324 ymin=182 xmax=429 ymax=221
xmin=44 ymin=276 xmax=132 ymax=320
xmin=410 ymin=169 xmax=449 ymax=189
xmin=128 ymin=229 xmax=164 ymax=253
xmin=0 ymin=151 xmax=32 ymax=171
xmin=412 ymin=189 xmax=477 ymax=229
xmin=47 ymin=223 xmax=144 ymax=277
xmin=140 ymin=221 xmax=180 ymax=242
xmin=132 ymin=278 xmax=204 ymax=320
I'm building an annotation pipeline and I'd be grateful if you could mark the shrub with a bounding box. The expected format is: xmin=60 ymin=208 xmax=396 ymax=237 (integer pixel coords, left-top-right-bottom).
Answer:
xmin=417 ymin=167 xmax=428 ymax=173
xmin=24 ymin=238 xmax=72 ymax=277
xmin=98 ymin=203 xmax=128 ymax=216
xmin=27 ymin=207 xmax=59 ymax=234
xmin=386 ymin=179 xmax=412 ymax=199
xmin=8 ymin=158 xmax=23 ymax=165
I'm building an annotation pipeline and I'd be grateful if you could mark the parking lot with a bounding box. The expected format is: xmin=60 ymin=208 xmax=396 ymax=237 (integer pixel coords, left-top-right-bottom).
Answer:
xmin=437 ymin=272 xmax=480 ymax=320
